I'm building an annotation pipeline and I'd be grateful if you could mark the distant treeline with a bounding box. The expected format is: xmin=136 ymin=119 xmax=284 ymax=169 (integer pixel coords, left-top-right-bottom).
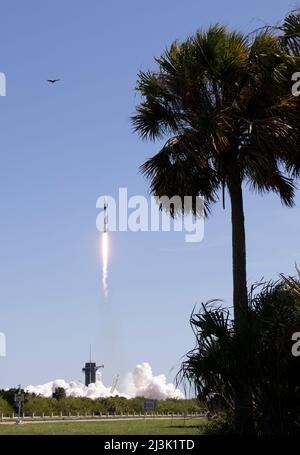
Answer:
xmin=0 ymin=389 xmax=202 ymax=416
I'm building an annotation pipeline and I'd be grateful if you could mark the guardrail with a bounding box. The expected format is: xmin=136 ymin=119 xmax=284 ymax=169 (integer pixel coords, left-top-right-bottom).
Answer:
xmin=0 ymin=412 xmax=206 ymax=423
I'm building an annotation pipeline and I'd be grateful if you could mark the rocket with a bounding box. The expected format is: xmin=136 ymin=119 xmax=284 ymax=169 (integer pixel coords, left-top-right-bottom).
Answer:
xmin=104 ymin=201 xmax=108 ymax=232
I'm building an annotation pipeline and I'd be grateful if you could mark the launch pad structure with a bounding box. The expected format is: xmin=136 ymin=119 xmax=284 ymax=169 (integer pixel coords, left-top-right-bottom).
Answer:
xmin=82 ymin=346 xmax=104 ymax=386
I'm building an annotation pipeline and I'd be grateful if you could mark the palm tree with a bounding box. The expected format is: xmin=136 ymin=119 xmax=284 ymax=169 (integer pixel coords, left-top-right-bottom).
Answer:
xmin=281 ymin=265 xmax=300 ymax=302
xmin=280 ymin=11 xmax=300 ymax=56
xmin=132 ymin=24 xmax=300 ymax=433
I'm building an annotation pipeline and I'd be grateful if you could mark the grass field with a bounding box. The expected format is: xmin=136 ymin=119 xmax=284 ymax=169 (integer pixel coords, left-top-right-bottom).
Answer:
xmin=0 ymin=418 xmax=206 ymax=435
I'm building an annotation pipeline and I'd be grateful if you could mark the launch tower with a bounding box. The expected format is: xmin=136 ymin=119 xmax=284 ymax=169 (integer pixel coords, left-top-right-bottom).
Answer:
xmin=82 ymin=346 xmax=104 ymax=386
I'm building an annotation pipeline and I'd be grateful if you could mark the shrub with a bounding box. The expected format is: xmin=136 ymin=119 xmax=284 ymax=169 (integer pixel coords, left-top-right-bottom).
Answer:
xmin=178 ymin=278 xmax=300 ymax=434
xmin=0 ymin=397 xmax=14 ymax=416
xmin=203 ymin=413 xmax=235 ymax=435
xmin=23 ymin=396 xmax=54 ymax=416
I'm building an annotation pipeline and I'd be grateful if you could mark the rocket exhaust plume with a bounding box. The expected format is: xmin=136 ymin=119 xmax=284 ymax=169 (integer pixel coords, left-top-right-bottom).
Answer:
xmin=101 ymin=200 xmax=109 ymax=297
xmin=101 ymin=231 xmax=109 ymax=297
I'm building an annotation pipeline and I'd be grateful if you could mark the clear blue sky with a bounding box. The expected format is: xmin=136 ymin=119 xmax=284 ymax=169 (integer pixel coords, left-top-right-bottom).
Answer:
xmin=0 ymin=0 xmax=299 ymax=389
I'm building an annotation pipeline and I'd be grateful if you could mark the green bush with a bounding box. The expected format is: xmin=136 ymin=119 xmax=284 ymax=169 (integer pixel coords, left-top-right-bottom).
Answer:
xmin=0 ymin=390 xmax=203 ymax=417
xmin=0 ymin=394 xmax=203 ymax=416
xmin=0 ymin=397 xmax=14 ymax=416
xmin=157 ymin=399 xmax=202 ymax=414
xmin=179 ymin=278 xmax=300 ymax=434
xmin=203 ymin=413 xmax=235 ymax=435
xmin=23 ymin=396 xmax=55 ymax=416
xmin=54 ymin=397 xmax=93 ymax=415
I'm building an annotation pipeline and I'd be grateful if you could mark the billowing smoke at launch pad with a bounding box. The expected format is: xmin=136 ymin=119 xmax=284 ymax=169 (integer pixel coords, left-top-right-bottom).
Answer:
xmin=25 ymin=362 xmax=184 ymax=400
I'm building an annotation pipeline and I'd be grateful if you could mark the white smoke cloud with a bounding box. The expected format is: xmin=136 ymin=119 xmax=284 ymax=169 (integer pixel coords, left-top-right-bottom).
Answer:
xmin=25 ymin=378 xmax=122 ymax=400
xmin=25 ymin=362 xmax=184 ymax=400
xmin=124 ymin=363 xmax=184 ymax=400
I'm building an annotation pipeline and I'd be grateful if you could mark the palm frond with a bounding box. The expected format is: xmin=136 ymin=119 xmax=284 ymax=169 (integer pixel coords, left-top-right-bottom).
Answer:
xmin=132 ymin=21 xmax=300 ymax=218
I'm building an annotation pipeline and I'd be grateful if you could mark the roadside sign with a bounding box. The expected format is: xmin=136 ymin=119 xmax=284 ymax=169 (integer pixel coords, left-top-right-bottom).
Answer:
xmin=143 ymin=399 xmax=157 ymax=412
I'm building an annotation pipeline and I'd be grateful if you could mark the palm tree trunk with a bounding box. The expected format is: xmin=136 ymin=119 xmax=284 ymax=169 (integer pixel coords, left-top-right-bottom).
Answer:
xmin=227 ymin=168 xmax=254 ymax=434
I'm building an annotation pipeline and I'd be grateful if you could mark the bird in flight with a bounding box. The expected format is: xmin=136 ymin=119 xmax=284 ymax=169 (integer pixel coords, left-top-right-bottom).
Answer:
xmin=47 ymin=79 xmax=60 ymax=84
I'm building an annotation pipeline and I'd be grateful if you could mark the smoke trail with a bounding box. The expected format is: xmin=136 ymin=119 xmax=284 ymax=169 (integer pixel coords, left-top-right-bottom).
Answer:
xmin=101 ymin=232 xmax=109 ymax=297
